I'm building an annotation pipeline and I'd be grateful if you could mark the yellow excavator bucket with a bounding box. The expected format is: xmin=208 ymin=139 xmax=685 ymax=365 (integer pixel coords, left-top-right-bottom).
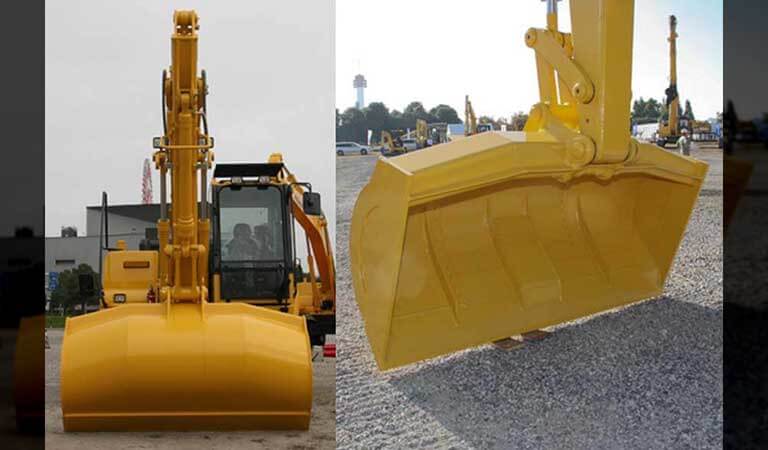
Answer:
xmin=350 ymin=0 xmax=708 ymax=370
xmin=61 ymin=303 xmax=312 ymax=431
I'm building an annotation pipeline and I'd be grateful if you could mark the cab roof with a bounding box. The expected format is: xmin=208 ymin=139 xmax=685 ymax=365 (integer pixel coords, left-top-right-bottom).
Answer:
xmin=213 ymin=163 xmax=284 ymax=179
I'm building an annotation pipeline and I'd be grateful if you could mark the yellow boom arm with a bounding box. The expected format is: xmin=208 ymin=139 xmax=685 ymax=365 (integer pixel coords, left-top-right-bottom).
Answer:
xmin=666 ymin=15 xmax=679 ymax=136
xmin=464 ymin=95 xmax=477 ymax=135
xmin=268 ymin=154 xmax=336 ymax=306
xmin=154 ymin=10 xmax=213 ymax=305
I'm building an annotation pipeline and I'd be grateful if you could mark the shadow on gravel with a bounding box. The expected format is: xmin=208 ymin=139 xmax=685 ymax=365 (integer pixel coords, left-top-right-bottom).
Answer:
xmin=387 ymin=297 xmax=722 ymax=449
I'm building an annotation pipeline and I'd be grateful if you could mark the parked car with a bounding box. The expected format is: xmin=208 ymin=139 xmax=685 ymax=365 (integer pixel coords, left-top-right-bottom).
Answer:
xmin=400 ymin=138 xmax=418 ymax=151
xmin=336 ymin=142 xmax=369 ymax=155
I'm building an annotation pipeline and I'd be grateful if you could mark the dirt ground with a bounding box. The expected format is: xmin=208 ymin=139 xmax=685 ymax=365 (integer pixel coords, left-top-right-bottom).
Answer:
xmin=336 ymin=143 xmax=723 ymax=449
xmin=45 ymin=329 xmax=335 ymax=450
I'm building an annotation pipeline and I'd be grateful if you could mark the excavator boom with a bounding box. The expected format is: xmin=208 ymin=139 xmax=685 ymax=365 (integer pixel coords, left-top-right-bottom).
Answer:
xmin=658 ymin=14 xmax=681 ymax=146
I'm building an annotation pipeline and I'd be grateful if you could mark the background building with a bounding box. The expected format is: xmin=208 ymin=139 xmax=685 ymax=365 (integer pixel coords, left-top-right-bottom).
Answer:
xmin=45 ymin=203 xmax=160 ymax=299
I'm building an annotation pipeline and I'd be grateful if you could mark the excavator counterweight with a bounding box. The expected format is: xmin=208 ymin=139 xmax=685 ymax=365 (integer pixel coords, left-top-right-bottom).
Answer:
xmin=350 ymin=0 xmax=707 ymax=370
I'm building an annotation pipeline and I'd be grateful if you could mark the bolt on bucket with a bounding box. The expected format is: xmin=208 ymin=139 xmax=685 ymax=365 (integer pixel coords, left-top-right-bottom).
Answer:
xmin=61 ymin=302 xmax=312 ymax=431
xmin=350 ymin=0 xmax=708 ymax=370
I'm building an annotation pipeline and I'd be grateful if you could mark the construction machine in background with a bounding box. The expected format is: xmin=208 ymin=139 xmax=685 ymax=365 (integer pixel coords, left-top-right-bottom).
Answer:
xmin=61 ymin=10 xmax=334 ymax=431
xmin=690 ymin=119 xmax=716 ymax=142
xmin=428 ymin=122 xmax=450 ymax=145
xmin=350 ymin=0 xmax=707 ymax=370
xmin=465 ymin=95 xmax=492 ymax=136
xmin=415 ymin=119 xmax=429 ymax=149
xmin=381 ymin=129 xmax=408 ymax=156
xmin=399 ymin=119 xmax=431 ymax=150
xmin=656 ymin=15 xmax=683 ymax=148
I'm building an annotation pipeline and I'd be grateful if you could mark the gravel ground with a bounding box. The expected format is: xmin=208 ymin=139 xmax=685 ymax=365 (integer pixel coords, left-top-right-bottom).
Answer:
xmin=45 ymin=329 xmax=336 ymax=450
xmin=336 ymin=144 xmax=723 ymax=449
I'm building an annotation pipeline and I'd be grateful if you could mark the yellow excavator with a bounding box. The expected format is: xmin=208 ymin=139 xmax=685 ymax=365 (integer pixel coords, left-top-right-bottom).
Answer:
xmin=350 ymin=0 xmax=707 ymax=370
xmin=465 ymin=95 xmax=492 ymax=136
xmin=381 ymin=129 xmax=407 ymax=156
xmin=416 ymin=119 xmax=429 ymax=149
xmin=656 ymin=15 xmax=683 ymax=148
xmin=61 ymin=10 xmax=334 ymax=431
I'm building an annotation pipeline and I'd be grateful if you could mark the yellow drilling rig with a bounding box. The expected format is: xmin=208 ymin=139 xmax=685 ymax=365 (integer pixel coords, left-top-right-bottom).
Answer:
xmin=464 ymin=95 xmax=493 ymax=136
xmin=656 ymin=14 xmax=684 ymax=147
xmin=350 ymin=0 xmax=707 ymax=370
xmin=60 ymin=10 xmax=334 ymax=431
xmin=415 ymin=118 xmax=429 ymax=149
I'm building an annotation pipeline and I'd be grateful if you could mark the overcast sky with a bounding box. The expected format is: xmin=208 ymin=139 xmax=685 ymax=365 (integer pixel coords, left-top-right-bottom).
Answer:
xmin=336 ymin=0 xmax=722 ymax=121
xmin=46 ymin=0 xmax=335 ymax=248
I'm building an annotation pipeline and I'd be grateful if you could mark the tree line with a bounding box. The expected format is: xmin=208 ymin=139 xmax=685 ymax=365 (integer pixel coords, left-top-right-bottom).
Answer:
xmin=337 ymin=96 xmax=704 ymax=144
xmin=337 ymin=101 xmax=462 ymax=144
xmin=49 ymin=263 xmax=101 ymax=315
xmin=336 ymin=101 xmax=530 ymax=144
xmin=632 ymin=97 xmax=697 ymax=124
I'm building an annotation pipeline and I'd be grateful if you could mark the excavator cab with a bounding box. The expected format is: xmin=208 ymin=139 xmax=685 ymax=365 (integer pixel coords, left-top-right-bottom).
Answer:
xmin=212 ymin=163 xmax=295 ymax=303
xmin=351 ymin=0 xmax=708 ymax=370
xmin=210 ymin=161 xmax=335 ymax=346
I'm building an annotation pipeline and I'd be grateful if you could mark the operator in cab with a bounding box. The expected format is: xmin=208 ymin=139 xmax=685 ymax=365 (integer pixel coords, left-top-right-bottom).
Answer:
xmin=227 ymin=223 xmax=258 ymax=260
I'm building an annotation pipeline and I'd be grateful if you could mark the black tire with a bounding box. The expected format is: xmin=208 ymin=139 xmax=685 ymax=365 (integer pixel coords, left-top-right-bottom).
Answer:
xmin=337 ymin=150 xmax=343 ymax=156
xmin=361 ymin=149 xmax=368 ymax=155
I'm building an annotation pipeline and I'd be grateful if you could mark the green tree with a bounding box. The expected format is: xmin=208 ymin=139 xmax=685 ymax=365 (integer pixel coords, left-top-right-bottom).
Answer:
xmin=403 ymin=101 xmax=427 ymax=118
xmin=364 ymin=102 xmax=391 ymax=142
xmin=632 ymin=97 xmax=664 ymax=123
xmin=429 ymin=104 xmax=461 ymax=123
xmin=478 ymin=115 xmax=495 ymax=125
xmin=336 ymin=107 xmax=367 ymax=143
xmin=389 ymin=109 xmax=410 ymax=131
xmin=510 ymin=111 xmax=529 ymax=130
xmin=49 ymin=263 xmax=100 ymax=315
xmin=403 ymin=101 xmax=433 ymax=125
xmin=684 ymin=100 xmax=695 ymax=120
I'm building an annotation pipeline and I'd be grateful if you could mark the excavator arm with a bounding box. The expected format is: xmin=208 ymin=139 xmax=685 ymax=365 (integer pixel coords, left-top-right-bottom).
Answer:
xmin=268 ymin=155 xmax=336 ymax=307
xmin=416 ymin=119 xmax=428 ymax=148
xmin=464 ymin=94 xmax=477 ymax=135
xmin=666 ymin=15 xmax=679 ymax=136
xmin=290 ymin=196 xmax=336 ymax=301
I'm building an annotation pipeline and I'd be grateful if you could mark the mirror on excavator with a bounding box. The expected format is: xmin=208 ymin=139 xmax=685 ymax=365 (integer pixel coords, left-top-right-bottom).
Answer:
xmin=350 ymin=0 xmax=708 ymax=370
